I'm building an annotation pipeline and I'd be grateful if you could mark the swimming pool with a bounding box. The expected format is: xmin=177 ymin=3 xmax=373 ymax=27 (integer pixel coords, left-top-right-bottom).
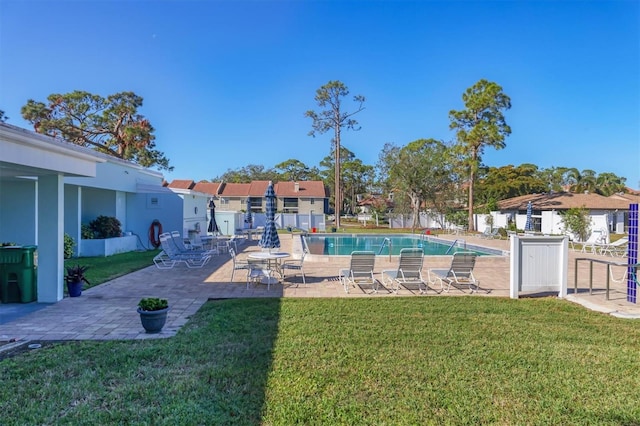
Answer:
xmin=303 ymin=234 xmax=499 ymax=256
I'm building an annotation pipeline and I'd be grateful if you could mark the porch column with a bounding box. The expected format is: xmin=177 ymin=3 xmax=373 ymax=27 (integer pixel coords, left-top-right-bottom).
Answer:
xmin=37 ymin=174 xmax=65 ymax=302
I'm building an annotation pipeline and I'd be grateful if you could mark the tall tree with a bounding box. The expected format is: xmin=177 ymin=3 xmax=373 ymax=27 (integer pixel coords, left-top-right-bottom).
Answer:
xmin=212 ymin=164 xmax=278 ymax=183
xmin=595 ymin=172 xmax=626 ymax=196
xmin=449 ymin=79 xmax=511 ymax=231
xmin=274 ymin=159 xmax=321 ymax=182
xmin=0 ymin=110 xmax=8 ymax=122
xmin=380 ymin=139 xmax=456 ymax=230
xmin=21 ymin=90 xmax=172 ymax=170
xmin=318 ymin=146 xmax=357 ymax=213
xmin=305 ymin=80 xmax=365 ymax=228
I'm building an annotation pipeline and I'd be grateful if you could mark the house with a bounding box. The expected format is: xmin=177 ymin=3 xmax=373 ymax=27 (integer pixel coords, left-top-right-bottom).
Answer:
xmin=166 ymin=179 xmax=329 ymax=234
xmin=0 ymin=123 xmax=188 ymax=303
xmin=492 ymin=192 xmax=638 ymax=237
xmin=166 ymin=180 xmax=328 ymax=215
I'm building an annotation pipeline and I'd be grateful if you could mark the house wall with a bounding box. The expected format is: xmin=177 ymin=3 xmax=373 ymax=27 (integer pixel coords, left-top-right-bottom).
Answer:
xmin=180 ymin=193 xmax=209 ymax=239
xmin=125 ymin=192 xmax=183 ymax=248
xmin=0 ymin=179 xmax=36 ymax=245
xmin=81 ymin=187 xmax=116 ymax=225
xmin=65 ymin=160 xmax=161 ymax=193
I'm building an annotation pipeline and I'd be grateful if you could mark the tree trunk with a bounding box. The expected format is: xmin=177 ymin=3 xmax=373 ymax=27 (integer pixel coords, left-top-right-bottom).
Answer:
xmin=468 ymin=150 xmax=477 ymax=232
xmin=334 ymin=126 xmax=341 ymax=229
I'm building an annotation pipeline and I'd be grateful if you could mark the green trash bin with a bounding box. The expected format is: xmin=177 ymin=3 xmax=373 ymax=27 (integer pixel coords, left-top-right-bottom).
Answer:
xmin=0 ymin=245 xmax=37 ymax=303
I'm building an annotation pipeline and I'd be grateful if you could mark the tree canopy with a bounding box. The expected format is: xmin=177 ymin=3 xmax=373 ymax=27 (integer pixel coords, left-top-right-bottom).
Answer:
xmin=21 ymin=91 xmax=172 ymax=171
xmin=449 ymin=79 xmax=511 ymax=231
xmin=305 ymin=80 xmax=365 ymax=224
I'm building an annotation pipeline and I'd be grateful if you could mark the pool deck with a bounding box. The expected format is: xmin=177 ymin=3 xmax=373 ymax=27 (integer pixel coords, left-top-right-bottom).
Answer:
xmin=0 ymin=233 xmax=638 ymax=348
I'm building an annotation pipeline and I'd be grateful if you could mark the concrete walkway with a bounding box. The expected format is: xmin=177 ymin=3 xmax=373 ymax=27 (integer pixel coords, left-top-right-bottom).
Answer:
xmin=0 ymin=233 xmax=638 ymax=346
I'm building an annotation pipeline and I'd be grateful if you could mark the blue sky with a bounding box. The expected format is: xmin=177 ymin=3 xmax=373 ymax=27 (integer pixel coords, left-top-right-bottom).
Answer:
xmin=1 ymin=1 xmax=638 ymax=188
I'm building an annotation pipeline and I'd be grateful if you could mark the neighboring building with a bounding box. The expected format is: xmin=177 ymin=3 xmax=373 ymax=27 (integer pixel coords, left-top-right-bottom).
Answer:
xmin=493 ymin=192 xmax=638 ymax=237
xmin=166 ymin=180 xmax=329 ymax=215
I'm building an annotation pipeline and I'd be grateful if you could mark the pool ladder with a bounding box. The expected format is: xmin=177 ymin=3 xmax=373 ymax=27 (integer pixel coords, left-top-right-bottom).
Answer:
xmin=445 ymin=239 xmax=466 ymax=255
xmin=378 ymin=237 xmax=392 ymax=261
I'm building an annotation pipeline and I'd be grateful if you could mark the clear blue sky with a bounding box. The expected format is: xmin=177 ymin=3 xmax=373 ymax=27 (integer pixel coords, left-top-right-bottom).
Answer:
xmin=1 ymin=1 xmax=638 ymax=188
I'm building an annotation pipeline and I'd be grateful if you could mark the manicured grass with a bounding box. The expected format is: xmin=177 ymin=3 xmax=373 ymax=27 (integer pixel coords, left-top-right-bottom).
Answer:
xmin=1 ymin=297 xmax=639 ymax=424
xmin=64 ymin=249 xmax=159 ymax=289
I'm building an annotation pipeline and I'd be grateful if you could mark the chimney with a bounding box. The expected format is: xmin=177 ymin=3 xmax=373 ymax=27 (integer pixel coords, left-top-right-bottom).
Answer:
xmin=294 ymin=182 xmax=299 ymax=192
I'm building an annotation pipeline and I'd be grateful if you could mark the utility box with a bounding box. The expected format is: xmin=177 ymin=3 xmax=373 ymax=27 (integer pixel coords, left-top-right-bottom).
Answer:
xmin=0 ymin=245 xmax=38 ymax=303
xmin=510 ymin=236 xmax=567 ymax=299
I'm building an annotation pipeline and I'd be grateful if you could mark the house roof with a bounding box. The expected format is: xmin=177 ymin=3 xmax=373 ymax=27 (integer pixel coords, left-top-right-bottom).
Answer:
xmin=497 ymin=192 xmax=636 ymax=211
xmin=171 ymin=180 xmax=327 ymax=198
xmin=166 ymin=179 xmax=196 ymax=190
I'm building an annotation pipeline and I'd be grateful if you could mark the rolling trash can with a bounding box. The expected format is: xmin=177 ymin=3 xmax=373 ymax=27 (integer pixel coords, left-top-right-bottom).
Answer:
xmin=0 ymin=245 xmax=37 ymax=303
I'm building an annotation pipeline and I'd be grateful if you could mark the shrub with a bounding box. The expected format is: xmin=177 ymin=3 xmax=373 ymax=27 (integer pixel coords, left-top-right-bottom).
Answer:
xmin=560 ymin=207 xmax=591 ymax=242
xmin=89 ymin=216 xmax=122 ymax=239
xmin=63 ymin=234 xmax=75 ymax=258
xmin=138 ymin=297 xmax=169 ymax=311
xmin=81 ymin=224 xmax=94 ymax=239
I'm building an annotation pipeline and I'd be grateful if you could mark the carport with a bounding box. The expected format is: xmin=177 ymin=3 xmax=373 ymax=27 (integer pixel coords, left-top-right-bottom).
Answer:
xmin=0 ymin=123 xmax=104 ymax=302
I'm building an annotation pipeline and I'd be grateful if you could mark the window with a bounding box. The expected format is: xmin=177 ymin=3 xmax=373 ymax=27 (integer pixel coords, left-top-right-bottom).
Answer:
xmin=310 ymin=199 xmax=315 ymax=205
xmin=249 ymin=197 xmax=263 ymax=212
xmin=283 ymin=198 xmax=298 ymax=213
xmin=147 ymin=195 xmax=160 ymax=209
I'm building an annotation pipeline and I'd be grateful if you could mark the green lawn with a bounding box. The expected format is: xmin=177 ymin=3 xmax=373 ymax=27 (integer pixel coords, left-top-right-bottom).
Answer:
xmin=64 ymin=249 xmax=159 ymax=290
xmin=1 ymin=297 xmax=639 ymax=424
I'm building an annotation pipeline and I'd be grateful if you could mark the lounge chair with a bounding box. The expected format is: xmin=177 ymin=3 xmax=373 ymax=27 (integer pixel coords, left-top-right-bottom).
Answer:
xmin=153 ymin=233 xmax=212 ymax=269
xmin=428 ymin=252 xmax=480 ymax=293
xmin=281 ymin=250 xmax=307 ymax=284
xmin=339 ymin=251 xmax=377 ymax=294
xmin=480 ymin=227 xmax=499 ymax=239
xmin=598 ymin=237 xmax=628 ymax=257
xmin=381 ymin=248 xmax=429 ymax=294
xmin=170 ymin=231 xmax=217 ymax=255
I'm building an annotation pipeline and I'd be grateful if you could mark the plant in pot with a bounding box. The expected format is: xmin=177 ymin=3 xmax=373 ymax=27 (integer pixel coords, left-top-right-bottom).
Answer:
xmin=137 ymin=297 xmax=169 ymax=333
xmin=64 ymin=264 xmax=90 ymax=297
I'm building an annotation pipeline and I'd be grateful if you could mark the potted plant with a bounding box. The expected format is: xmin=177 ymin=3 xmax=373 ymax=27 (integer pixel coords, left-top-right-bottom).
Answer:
xmin=64 ymin=264 xmax=90 ymax=297
xmin=137 ymin=297 xmax=169 ymax=333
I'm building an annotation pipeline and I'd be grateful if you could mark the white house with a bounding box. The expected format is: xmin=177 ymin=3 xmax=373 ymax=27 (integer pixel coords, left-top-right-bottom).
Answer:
xmin=0 ymin=123 xmax=190 ymax=303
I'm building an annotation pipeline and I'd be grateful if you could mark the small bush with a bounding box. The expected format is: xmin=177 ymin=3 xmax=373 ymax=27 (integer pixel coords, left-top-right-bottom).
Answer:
xmin=89 ymin=216 xmax=122 ymax=239
xmin=63 ymin=233 xmax=75 ymax=258
xmin=81 ymin=224 xmax=94 ymax=239
xmin=138 ymin=297 xmax=169 ymax=311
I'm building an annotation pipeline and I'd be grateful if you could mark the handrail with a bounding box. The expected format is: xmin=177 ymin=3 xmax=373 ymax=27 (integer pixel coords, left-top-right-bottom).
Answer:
xmin=574 ymin=257 xmax=639 ymax=301
xmin=378 ymin=237 xmax=392 ymax=261
xmin=445 ymin=239 xmax=458 ymax=255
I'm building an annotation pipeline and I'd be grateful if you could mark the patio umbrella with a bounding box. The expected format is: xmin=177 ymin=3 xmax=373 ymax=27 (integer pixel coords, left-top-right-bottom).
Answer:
xmin=259 ymin=181 xmax=280 ymax=251
xmin=525 ymin=201 xmax=533 ymax=231
xmin=207 ymin=199 xmax=220 ymax=234
xmin=245 ymin=198 xmax=253 ymax=228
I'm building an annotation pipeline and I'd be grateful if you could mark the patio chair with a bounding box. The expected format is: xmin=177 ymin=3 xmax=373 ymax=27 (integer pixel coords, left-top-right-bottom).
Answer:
xmin=229 ymin=247 xmax=252 ymax=282
xmin=428 ymin=252 xmax=480 ymax=293
xmin=153 ymin=233 xmax=212 ymax=269
xmin=339 ymin=251 xmax=377 ymax=294
xmin=281 ymin=250 xmax=307 ymax=285
xmin=381 ymin=248 xmax=429 ymax=294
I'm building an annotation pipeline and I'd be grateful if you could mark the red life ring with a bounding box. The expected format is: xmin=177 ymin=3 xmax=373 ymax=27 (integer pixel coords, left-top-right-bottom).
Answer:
xmin=149 ymin=220 xmax=163 ymax=248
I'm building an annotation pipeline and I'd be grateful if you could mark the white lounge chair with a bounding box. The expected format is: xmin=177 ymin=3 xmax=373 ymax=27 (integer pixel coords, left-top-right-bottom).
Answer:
xmin=339 ymin=251 xmax=377 ymax=294
xmin=598 ymin=237 xmax=628 ymax=257
xmin=153 ymin=233 xmax=212 ymax=269
xmin=480 ymin=227 xmax=499 ymax=239
xmin=428 ymin=252 xmax=480 ymax=293
xmin=381 ymin=248 xmax=429 ymax=294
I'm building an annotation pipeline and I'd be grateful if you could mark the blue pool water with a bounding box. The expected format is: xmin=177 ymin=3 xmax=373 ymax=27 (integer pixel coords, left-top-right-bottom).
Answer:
xmin=303 ymin=234 xmax=496 ymax=256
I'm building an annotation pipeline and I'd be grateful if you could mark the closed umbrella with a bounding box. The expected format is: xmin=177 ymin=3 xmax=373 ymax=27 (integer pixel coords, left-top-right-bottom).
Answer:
xmin=259 ymin=181 xmax=280 ymax=251
xmin=525 ymin=201 xmax=533 ymax=231
xmin=245 ymin=198 xmax=253 ymax=229
xmin=207 ymin=199 xmax=220 ymax=234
